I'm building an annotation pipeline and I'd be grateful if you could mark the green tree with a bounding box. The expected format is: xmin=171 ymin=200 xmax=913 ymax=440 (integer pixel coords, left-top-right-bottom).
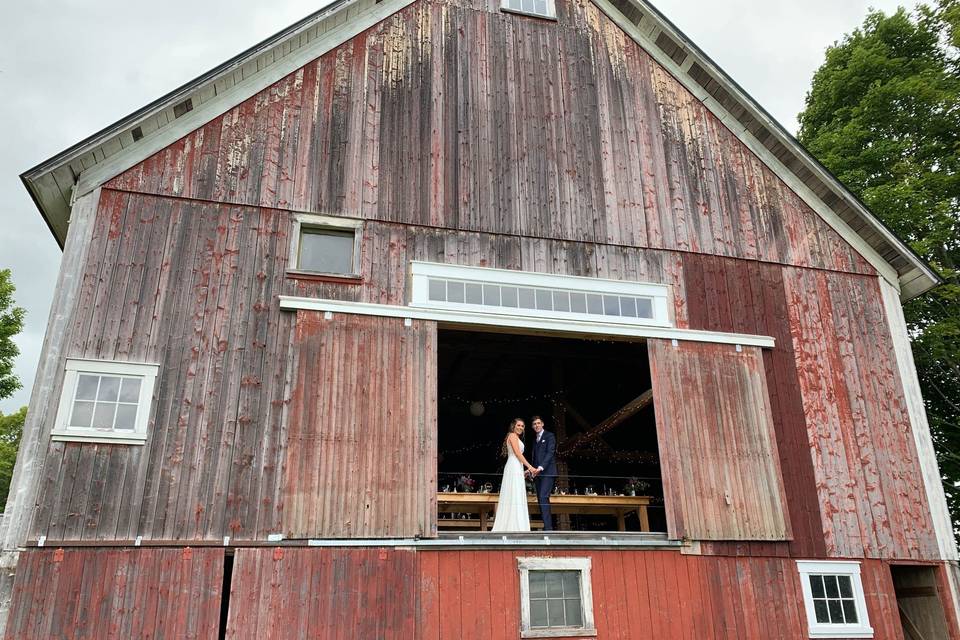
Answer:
xmin=0 ymin=269 xmax=25 ymax=401
xmin=798 ymin=1 xmax=960 ymax=533
xmin=0 ymin=407 xmax=25 ymax=507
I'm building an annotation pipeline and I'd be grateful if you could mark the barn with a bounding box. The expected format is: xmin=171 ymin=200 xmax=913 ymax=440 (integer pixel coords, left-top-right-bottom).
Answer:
xmin=5 ymin=0 xmax=958 ymax=636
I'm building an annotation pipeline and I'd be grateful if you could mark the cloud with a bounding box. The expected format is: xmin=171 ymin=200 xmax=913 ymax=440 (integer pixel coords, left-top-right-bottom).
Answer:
xmin=0 ymin=0 xmax=916 ymax=412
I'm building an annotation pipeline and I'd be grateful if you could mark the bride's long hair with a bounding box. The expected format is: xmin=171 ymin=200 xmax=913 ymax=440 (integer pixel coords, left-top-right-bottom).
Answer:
xmin=501 ymin=418 xmax=524 ymax=457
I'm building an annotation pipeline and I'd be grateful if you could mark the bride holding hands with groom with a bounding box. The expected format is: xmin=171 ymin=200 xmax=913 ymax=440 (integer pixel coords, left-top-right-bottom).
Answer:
xmin=491 ymin=416 xmax=558 ymax=533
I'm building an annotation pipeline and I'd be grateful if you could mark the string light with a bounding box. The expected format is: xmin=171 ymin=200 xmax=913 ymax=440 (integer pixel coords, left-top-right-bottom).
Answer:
xmin=439 ymin=390 xmax=568 ymax=405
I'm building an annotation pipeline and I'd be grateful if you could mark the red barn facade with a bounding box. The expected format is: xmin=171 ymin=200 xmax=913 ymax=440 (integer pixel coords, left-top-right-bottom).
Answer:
xmin=7 ymin=0 xmax=958 ymax=637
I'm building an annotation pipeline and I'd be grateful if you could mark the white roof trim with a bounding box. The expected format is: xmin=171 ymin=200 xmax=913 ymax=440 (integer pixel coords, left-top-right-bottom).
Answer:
xmin=20 ymin=0 xmax=939 ymax=301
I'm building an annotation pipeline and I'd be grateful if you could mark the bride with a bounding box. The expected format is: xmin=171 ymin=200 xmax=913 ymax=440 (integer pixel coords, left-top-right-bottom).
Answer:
xmin=492 ymin=418 xmax=538 ymax=532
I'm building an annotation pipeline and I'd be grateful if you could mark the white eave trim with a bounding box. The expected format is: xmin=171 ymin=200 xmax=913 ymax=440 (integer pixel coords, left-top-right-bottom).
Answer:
xmin=278 ymin=296 xmax=776 ymax=348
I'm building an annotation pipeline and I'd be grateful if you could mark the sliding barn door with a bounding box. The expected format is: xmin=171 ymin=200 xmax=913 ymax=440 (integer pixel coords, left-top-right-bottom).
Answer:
xmin=648 ymin=339 xmax=790 ymax=541
xmin=282 ymin=311 xmax=437 ymax=539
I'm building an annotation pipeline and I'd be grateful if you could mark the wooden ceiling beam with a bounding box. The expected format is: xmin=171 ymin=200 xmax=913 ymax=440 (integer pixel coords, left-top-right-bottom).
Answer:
xmin=558 ymin=390 xmax=654 ymax=456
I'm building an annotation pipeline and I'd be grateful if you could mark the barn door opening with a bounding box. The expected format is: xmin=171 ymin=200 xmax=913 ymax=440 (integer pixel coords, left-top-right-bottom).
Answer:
xmin=891 ymin=565 xmax=951 ymax=640
xmin=436 ymin=328 xmax=664 ymax=533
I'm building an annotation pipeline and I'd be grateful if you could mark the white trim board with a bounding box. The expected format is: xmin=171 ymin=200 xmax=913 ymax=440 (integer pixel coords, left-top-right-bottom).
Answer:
xmin=879 ymin=279 xmax=958 ymax=562
xmin=278 ymin=295 xmax=776 ymax=348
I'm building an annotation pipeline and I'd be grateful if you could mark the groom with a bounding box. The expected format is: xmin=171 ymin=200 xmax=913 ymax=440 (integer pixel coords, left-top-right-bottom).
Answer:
xmin=529 ymin=416 xmax=557 ymax=531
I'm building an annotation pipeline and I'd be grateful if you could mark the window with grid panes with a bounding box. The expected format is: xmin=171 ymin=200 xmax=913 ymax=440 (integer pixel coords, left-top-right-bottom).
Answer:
xmin=52 ymin=359 xmax=159 ymax=444
xmin=518 ymin=557 xmax=596 ymax=638
xmin=528 ymin=570 xmax=584 ymax=629
xmin=797 ymin=561 xmax=873 ymax=638
xmin=501 ymin=0 xmax=556 ymax=19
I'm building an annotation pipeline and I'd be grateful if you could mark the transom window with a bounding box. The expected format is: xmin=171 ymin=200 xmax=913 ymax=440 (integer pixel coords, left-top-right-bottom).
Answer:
xmin=52 ymin=359 xmax=159 ymax=445
xmin=288 ymin=213 xmax=362 ymax=277
xmin=518 ymin=558 xmax=596 ymax=638
xmin=797 ymin=561 xmax=873 ymax=638
xmin=411 ymin=262 xmax=671 ymax=328
xmin=501 ymin=0 xmax=556 ymax=20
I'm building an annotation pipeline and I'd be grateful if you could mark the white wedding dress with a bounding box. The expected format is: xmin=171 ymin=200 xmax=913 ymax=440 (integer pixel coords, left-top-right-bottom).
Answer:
xmin=492 ymin=440 xmax=530 ymax=532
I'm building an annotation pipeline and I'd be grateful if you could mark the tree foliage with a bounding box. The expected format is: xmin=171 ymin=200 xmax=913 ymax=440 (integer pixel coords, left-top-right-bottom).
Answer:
xmin=0 ymin=270 xmax=25 ymax=401
xmin=798 ymin=1 xmax=960 ymax=532
xmin=0 ymin=407 xmax=24 ymax=508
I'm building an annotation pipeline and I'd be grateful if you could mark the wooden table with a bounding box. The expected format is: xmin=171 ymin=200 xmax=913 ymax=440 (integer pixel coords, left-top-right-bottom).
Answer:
xmin=437 ymin=493 xmax=652 ymax=532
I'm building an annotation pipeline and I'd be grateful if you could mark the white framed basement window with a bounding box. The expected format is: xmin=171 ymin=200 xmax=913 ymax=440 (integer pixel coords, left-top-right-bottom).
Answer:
xmin=410 ymin=261 xmax=672 ymax=328
xmin=501 ymin=0 xmax=557 ymax=20
xmin=518 ymin=557 xmax=597 ymax=638
xmin=797 ymin=561 xmax=873 ymax=638
xmin=288 ymin=213 xmax=363 ymax=278
xmin=51 ymin=359 xmax=159 ymax=445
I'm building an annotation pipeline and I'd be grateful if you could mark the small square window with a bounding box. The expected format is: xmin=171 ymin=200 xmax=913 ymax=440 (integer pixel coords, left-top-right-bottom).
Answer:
xmin=289 ymin=214 xmax=362 ymax=277
xmin=797 ymin=561 xmax=873 ymax=638
xmin=298 ymin=228 xmax=355 ymax=274
xmin=501 ymin=0 xmax=556 ymax=20
xmin=518 ymin=558 xmax=596 ymax=638
xmin=52 ymin=360 xmax=159 ymax=445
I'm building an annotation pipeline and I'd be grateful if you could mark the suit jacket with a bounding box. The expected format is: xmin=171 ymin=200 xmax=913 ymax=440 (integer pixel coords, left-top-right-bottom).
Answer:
xmin=531 ymin=430 xmax=557 ymax=477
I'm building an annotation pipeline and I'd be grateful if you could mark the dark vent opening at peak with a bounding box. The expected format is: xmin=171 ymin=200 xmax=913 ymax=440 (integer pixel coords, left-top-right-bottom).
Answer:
xmin=173 ymin=98 xmax=194 ymax=118
xmin=131 ymin=126 xmax=144 ymax=142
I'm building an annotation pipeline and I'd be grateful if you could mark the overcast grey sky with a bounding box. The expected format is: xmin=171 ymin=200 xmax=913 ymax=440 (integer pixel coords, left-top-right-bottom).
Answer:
xmin=0 ymin=0 xmax=919 ymax=412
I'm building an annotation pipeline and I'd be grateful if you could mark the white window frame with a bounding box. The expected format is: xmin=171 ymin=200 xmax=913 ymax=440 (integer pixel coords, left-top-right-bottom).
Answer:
xmin=518 ymin=557 xmax=597 ymax=638
xmin=500 ymin=0 xmax=557 ymax=20
xmin=410 ymin=261 xmax=672 ymax=329
xmin=797 ymin=561 xmax=873 ymax=638
xmin=51 ymin=359 xmax=160 ymax=445
xmin=287 ymin=213 xmax=363 ymax=278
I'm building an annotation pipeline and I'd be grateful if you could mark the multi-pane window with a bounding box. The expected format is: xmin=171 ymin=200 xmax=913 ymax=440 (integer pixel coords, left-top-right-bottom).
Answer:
xmin=518 ymin=558 xmax=596 ymax=638
xmin=411 ymin=261 xmax=672 ymax=329
xmin=52 ymin=360 xmax=159 ymax=444
xmin=426 ymin=277 xmax=656 ymax=321
xmin=289 ymin=214 xmax=362 ymax=277
xmin=501 ymin=0 xmax=556 ymax=19
xmin=808 ymin=574 xmax=858 ymax=625
xmin=528 ymin=570 xmax=584 ymax=629
xmin=69 ymin=373 xmax=142 ymax=432
xmin=797 ymin=561 xmax=873 ymax=638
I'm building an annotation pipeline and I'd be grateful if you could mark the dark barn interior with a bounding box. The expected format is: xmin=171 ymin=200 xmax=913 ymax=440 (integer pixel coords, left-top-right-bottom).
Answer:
xmin=437 ymin=328 xmax=666 ymax=532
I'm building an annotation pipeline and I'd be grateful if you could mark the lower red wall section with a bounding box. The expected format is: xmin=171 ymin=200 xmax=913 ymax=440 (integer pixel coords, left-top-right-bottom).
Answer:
xmin=222 ymin=547 xmax=957 ymax=640
xmin=226 ymin=547 xmax=418 ymax=638
xmin=8 ymin=546 xmax=958 ymax=639
xmin=4 ymin=547 xmax=224 ymax=640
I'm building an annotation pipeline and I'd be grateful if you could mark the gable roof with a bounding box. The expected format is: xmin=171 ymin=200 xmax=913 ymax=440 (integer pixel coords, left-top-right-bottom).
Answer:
xmin=21 ymin=0 xmax=941 ymax=300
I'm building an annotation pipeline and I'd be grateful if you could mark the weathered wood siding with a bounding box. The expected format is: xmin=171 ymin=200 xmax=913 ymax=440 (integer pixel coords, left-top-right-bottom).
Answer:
xmin=681 ymin=254 xmax=825 ymax=557
xmin=680 ymin=254 xmax=940 ymax=560
xmin=283 ymin=312 xmax=437 ymax=538
xmin=24 ymin=189 xmax=942 ymax=560
xmin=226 ymin=547 xmax=418 ymax=638
xmin=783 ymin=268 xmax=939 ymax=560
xmin=222 ymin=547 xmax=925 ymax=639
xmin=4 ymin=547 xmax=223 ymax=640
xmin=649 ymin=340 xmax=790 ymax=541
xmin=29 ymin=191 xmax=296 ymax=543
xmin=105 ymin=0 xmax=873 ymax=278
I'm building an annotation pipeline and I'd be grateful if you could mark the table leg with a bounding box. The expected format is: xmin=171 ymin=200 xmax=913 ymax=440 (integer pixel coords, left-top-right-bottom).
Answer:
xmin=639 ymin=505 xmax=650 ymax=532
xmin=479 ymin=509 xmax=487 ymax=531
xmin=616 ymin=510 xmax=626 ymax=532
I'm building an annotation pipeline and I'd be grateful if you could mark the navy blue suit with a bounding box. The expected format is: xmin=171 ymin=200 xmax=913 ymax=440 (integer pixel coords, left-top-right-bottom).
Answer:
xmin=530 ymin=430 xmax=557 ymax=531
